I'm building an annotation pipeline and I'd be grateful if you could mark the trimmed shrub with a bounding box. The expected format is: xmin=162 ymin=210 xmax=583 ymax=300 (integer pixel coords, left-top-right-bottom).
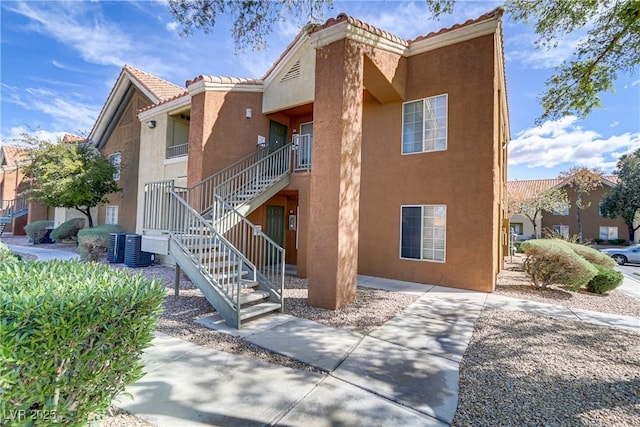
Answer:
xmin=0 ymin=241 xmax=20 ymax=262
xmin=50 ymin=217 xmax=86 ymax=242
xmin=0 ymin=260 xmax=166 ymax=425
xmin=523 ymin=239 xmax=597 ymax=290
xmin=564 ymin=241 xmax=617 ymax=269
xmin=608 ymin=238 xmax=627 ymax=246
xmin=23 ymin=220 xmax=54 ymax=244
xmin=513 ymin=241 xmax=525 ymax=253
xmin=586 ymin=264 xmax=624 ymax=294
xmin=77 ymin=224 xmax=125 ymax=261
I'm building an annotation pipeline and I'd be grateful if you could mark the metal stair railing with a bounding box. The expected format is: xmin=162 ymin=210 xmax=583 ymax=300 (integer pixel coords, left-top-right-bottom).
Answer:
xmin=186 ymin=147 xmax=269 ymax=214
xmin=161 ymin=180 xmax=259 ymax=326
xmin=212 ymin=194 xmax=285 ymax=306
xmin=0 ymin=194 xmax=28 ymax=221
xmin=292 ymin=134 xmax=312 ymax=172
xmin=214 ymin=143 xmax=292 ymax=211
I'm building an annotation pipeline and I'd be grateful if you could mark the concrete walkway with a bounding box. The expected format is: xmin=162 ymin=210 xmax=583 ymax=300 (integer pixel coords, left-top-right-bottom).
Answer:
xmin=8 ymin=245 xmax=637 ymax=425
xmin=6 ymin=243 xmax=80 ymax=261
xmin=115 ymin=276 xmax=639 ymax=426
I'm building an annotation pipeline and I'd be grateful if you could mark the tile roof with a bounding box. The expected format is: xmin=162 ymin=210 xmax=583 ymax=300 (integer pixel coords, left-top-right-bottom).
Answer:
xmin=508 ymin=176 xmax=618 ymax=199
xmin=61 ymin=133 xmax=84 ymax=144
xmin=123 ymin=65 xmax=186 ymax=102
xmin=185 ymin=75 xmax=263 ymax=87
xmin=1 ymin=145 xmax=31 ymax=165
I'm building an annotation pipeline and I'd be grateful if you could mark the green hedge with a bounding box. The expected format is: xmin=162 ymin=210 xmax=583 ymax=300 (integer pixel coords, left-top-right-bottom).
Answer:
xmin=586 ymin=264 xmax=624 ymax=294
xmin=23 ymin=220 xmax=54 ymax=244
xmin=51 ymin=218 xmax=86 ymax=243
xmin=523 ymin=239 xmax=597 ymax=290
xmin=77 ymin=224 xmax=125 ymax=261
xmin=564 ymin=241 xmax=617 ymax=269
xmin=0 ymin=260 xmax=166 ymax=425
xmin=0 ymin=241 xmax=20 ymax=262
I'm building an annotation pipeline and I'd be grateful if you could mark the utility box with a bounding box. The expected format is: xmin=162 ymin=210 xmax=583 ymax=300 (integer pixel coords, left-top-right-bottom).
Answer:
xmin=107 ymin=233 xmax=127 ymax=263
xmin=124 ymin=234 xmax=153 ymax=267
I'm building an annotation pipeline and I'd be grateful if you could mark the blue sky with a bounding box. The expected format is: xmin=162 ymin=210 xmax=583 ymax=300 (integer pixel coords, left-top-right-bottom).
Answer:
xmin=1 ymin=0 xmax=639 ymax=180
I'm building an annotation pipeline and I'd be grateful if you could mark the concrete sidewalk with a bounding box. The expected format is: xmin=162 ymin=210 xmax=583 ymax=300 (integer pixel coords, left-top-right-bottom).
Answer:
xmin=6 ymin=244 xmax=80 ymax=261
xmin=116 ymin=276 xmax=639 ymax=426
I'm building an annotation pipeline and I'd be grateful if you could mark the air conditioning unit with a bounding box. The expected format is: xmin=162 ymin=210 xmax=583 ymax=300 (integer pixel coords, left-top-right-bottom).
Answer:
xmin=107 ymin=233 xmax=127 ymax=263
xmin=124 ymin=234 xmax=153 ymax=267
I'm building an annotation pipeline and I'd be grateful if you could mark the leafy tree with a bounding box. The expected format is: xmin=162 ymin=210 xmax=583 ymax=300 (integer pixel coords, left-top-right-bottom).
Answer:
xmin=559 ymin=166 xmax=603 ymax=242
xmin=169 ymin=0 xmax=639 ymax=121
xmin=601 ymin=149 xmax=640 ymax=242
xmin=21 ymin=136 xmax=120 ymax=228
xmin=509 ymin=186 xmax=569 ymax=238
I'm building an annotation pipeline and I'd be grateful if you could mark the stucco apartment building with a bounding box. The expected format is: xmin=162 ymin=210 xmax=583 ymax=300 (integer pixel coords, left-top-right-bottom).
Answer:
xmin=116 ymin=5 xmax=511 ymax=319
xmin=508 ymin=177 xmax=633 ymax=243
xmin=0 ymin=145 xmax=30 ymax=234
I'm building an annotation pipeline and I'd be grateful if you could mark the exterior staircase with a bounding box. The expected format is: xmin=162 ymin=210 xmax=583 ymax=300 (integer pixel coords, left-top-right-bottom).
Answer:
xmin=143 ymin=144 xmax=294 ymax=328
xmin=0 ymin=195 xmax=29 ymax=236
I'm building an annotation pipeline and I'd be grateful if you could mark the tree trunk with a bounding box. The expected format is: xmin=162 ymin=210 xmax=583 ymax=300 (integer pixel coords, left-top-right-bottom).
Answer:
xmin=576 ymin=207 xmax=583 ymax=243
xmin=629 ymin=224 xmax=636 ymax=243
xmin=74 ymin=207 xmax=94 ymax=228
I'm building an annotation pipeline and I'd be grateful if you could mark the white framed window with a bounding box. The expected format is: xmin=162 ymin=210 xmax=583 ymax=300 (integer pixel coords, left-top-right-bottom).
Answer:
xmin=400 ymin=205 xmax=446 ymax=262
xmin=553 ymin=225 xmax=569 ymax=238
xmin=599 ymin=226 xmax=618 ymax=240
xmin=511 ymin=223 xmax=524 ymax=236
xmin=105 ymin=205 xmax=119 ymax=225
xmin=402 ymin=94 xmax=448 ymax=154
xmin=109 ymin=152 xmax=121 ymax=181
xmin=553 ymin=203 xmax=569 ymax=216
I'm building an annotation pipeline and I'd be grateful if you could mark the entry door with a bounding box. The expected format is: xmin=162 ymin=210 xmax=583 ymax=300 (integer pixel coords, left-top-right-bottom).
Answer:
xmin=265 ymin=205 xmax=285 ymax=265
xmin=269 ymin=121 xmax=288 ymax=153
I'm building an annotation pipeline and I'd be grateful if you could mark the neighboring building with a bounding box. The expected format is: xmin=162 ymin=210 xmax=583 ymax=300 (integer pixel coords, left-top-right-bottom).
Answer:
xmin=88 ymin=65 xmax=186 ymax=232
xmin=0 ymin=145 xmax=31 ymax=234
xmin=507 ymin=176 xmax=632 ymax=243
xmin=133 ymin=4 xmax=509 ymax=322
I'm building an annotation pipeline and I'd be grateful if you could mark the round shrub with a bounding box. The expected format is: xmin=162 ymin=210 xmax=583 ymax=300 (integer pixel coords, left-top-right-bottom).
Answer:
xmin=0 ymin=241 xmax=21 ymax=263
xmin=23 ymin=220 xmax=54 ymax=244
xmin=523 ymin=239 xmax=597 ymax=290
xmin=564 ymin=241 xmax=616 ymax=269
xmin=586 ymin=264 xmax=624 ymax=294
xmin=0 ymin=260 xmax=166 ymax=425
xmin=50 ymin=217 xmax=86 ymax=242
xmin=77 ymin=224 xmax=125 ymax=261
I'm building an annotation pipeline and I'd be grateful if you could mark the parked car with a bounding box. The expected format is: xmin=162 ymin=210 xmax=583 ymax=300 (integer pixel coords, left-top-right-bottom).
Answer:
xmin=600 ymin=244 xmax=640 ymax=265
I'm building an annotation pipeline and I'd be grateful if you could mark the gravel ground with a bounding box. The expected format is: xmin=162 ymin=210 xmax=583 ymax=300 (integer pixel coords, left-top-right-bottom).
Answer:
xmin=498 ymin=254 xmax=640 ymax=317
xmin=452 ymin=308 xmax=640 ymax=426
xmin=4 ymin=237 xmax=639 ymax=426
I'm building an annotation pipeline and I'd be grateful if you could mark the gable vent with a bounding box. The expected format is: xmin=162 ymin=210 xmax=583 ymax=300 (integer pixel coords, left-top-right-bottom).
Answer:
xmin=280 ymin=60 xmax=301 ymax=83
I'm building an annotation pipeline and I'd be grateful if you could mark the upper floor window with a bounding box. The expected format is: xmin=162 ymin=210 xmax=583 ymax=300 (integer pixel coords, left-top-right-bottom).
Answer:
xmin=553 ymin=203 xmax=569 ymax=216
xmin=402 ymin=94 xmax=448 ymax=154
xmin=109 ymin=153 xmax=121 ymax=181
xmin=105 ymin=205 xmax=119 ymax=225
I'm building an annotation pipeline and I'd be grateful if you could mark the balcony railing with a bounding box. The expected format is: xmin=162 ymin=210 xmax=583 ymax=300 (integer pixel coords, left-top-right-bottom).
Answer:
xmin=292 ymin=134 xmax=312 ymax=172
xmin=167 ymin=143 xmax=189 ymax=159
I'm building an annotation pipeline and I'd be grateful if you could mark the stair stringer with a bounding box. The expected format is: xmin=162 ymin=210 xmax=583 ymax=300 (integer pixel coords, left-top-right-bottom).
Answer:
xmin=168 ymin=237 xmax=241 ymax=329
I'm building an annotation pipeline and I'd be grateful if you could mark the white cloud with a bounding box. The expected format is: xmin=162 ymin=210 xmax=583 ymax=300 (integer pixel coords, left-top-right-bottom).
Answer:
xmin=507 ymin=32 xmax=581 ymax=69
xmin=509 ymin=116 xmax=640 ymax=172
xmin=1 ymin=126 xmax=66 ymax=145
xmin=6 ymin=1 xmax=184 ymax=79
xmin=610 ymin=121 xmax=620 ymax=128
xmin=2 ymin=84 xmax=100 ymax=133
xmin=165 ymin=21 xmax=179 ymax=32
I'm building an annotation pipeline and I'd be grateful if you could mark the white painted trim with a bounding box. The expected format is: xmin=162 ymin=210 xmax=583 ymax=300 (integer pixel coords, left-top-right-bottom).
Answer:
xmin=187 ymin=80 xmax=264 ymax=97
xmin=407 ymin=19 xmax=498 ymax=56
xmin=138 ymin=95 xmax=191 ymax=121
xmin=310 ymin=17 xmax=499 ymax=59
xmin=164 ymin=156 xmax=188 ymax=166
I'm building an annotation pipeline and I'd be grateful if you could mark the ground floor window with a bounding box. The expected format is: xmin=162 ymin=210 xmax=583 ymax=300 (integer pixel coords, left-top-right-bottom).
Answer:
xmin=599 ymin=226 xmax=618 ymax=240
xmin=401 ymin=205 xmax=446 ymax=262
xmin=553 ymin=225 xmax=569 ymax=239
xmin=511 ymin=222 xmax=524 ymax=236
xmin=105 ymin=205 xmax=119 ymax=225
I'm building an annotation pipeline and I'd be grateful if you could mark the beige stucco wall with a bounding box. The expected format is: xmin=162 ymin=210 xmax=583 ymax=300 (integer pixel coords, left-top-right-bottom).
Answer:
xmin=53 ymin=207 xmax=94 ymax=228
xmin=509 ymin=213 xmax=538 ymax=240
xmin=263 ymin=38 xmax=316 ymax=114
xmin=136 ymin=108 xmax=189 ymax=234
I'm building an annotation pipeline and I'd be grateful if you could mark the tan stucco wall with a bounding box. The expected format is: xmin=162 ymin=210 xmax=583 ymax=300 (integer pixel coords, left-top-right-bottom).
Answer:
xmin=509 ymin=213 xmax=538 ymax=240
xmin=357 ymin=34 xmax=500 ymax=292
xmin=136 ymin=110 xmax=189 ymax=234
xmin=541 ymin=185 xmax=630 ymax=242
xmin=100 ymin=90 xmax=151 ymax=232
xmin=263 ymin=38 xmax=316 ymax=114
xmin=188 ymin=91 xmax=268 ymax=186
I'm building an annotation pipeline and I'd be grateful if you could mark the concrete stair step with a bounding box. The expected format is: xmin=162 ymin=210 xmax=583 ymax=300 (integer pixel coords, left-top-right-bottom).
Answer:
xmin=239 ymin=289 xmax=270 ymax=305
xmin=239 ymin=302 xmax=281 ymax=321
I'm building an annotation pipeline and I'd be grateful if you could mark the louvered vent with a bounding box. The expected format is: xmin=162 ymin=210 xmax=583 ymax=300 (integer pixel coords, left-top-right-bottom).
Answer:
xmin=280 ymin=60 xmax=301 ymax=83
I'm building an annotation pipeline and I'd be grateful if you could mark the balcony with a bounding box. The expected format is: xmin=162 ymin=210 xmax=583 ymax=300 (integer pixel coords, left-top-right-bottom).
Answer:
xmin=167 ymin=143 xmax=189 ymax=159
xmin=292 ymin=134 xmax=312 ymax=172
